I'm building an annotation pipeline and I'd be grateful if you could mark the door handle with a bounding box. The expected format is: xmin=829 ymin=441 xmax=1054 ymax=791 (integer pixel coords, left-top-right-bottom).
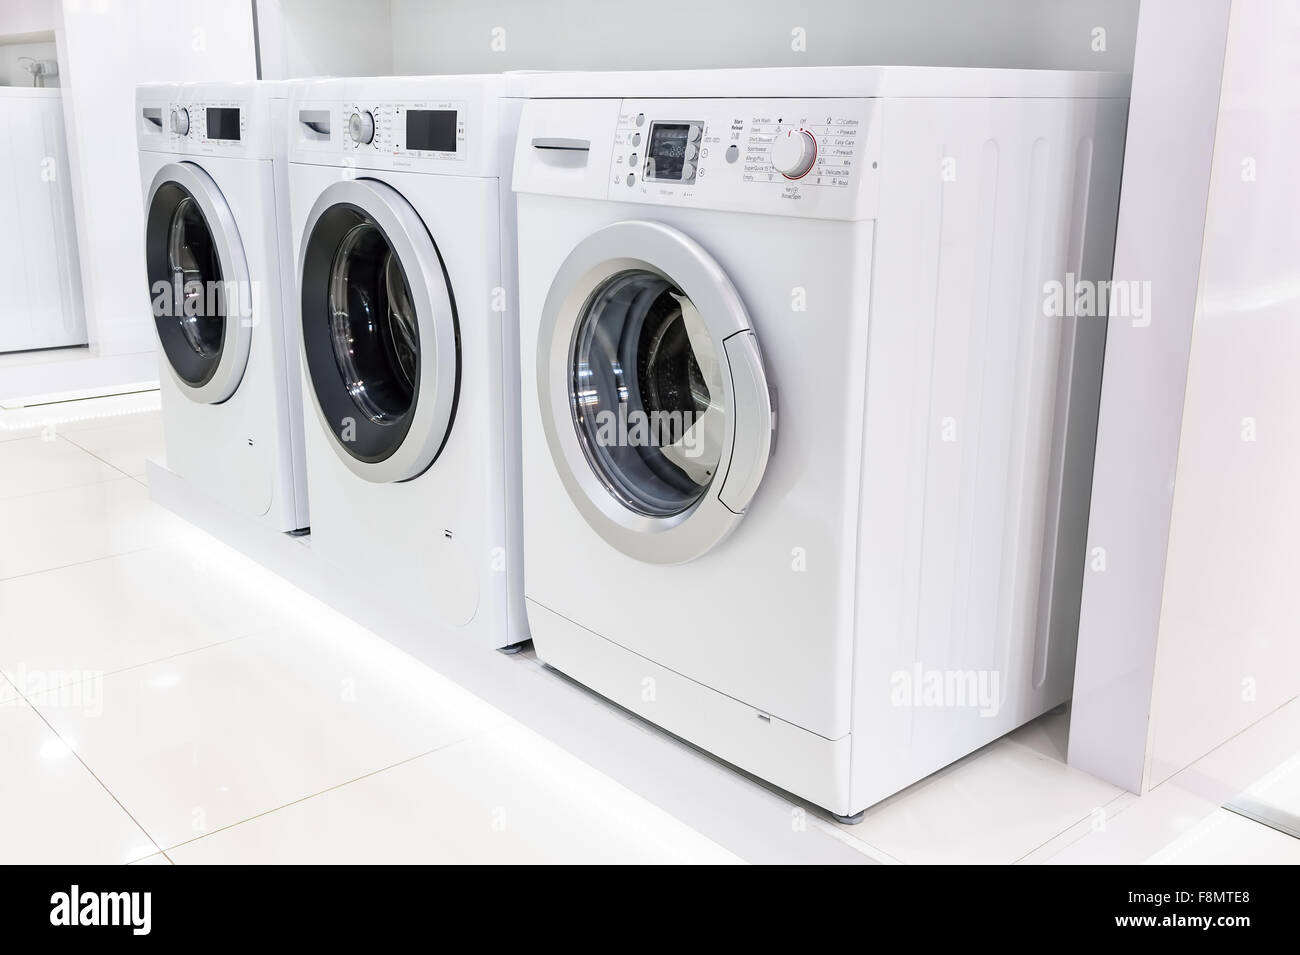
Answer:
xmin=717 ymin=330 xmax=775 ymax=515
xmin=531 ymin=137 xmax=591 ymax=151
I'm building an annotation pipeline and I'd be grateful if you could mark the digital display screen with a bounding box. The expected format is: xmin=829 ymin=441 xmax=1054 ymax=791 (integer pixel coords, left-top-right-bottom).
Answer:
xmin=647 ymin=123 xmax=690 ymax=181
xmin=406 ymin=110 xmax=457 ymax=152
xmin=206 ymin=107 xmax=240 ymax=141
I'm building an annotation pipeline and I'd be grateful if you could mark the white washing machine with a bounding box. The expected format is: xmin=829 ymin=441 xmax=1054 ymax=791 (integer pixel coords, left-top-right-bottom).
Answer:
xmin=136 ymin=82 xmax=308 ymax=532
xmin=287 ymin=76 xmax=528 ymax=650
xmin=513 ymin=67 xmax=1129 ymax=820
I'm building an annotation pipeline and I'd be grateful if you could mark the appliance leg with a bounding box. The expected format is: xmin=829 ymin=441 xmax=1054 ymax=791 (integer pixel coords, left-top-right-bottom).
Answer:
xmin=832 ymin=810 xmax=866 ymax=826
xmin=497 ymin=643 xmax=527 ymax=655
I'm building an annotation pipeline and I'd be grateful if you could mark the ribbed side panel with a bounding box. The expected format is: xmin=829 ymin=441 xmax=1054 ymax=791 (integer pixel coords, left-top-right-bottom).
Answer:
xmin=850 ymin=96 xmax=1127 ymax=811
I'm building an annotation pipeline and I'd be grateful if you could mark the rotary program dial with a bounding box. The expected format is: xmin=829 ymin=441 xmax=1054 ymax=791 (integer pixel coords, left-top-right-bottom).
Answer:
xmin=771 ymin=128 xmax=817 ymax=179
xmin=349 ymin=110 xmax=375 ymax=145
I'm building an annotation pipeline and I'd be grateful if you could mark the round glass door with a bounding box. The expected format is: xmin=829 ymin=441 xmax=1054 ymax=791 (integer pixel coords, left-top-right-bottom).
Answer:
xmin=299 ymin=178 xmax=459 ymax=484
xmin=537 ymin=220 xmax=775 ymax=565
xmin=327 ymin=219 xmax=420 ymax=425
xmin=164 ymin=195 xmax=224 ymax=370
xmin=571 ymin=270 xmax=726 ymax=517
xmin=144 ymin=162 xmax=252 ymax=404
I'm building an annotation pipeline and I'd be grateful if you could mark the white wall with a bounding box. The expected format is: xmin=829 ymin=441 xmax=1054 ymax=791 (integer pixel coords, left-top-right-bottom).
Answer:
xmin=56 ymin=0 xmax=257 ymax=357
xmin=256 ymin=0 xmax=1143 ymax=82
xmin=1067 ymin=0 xmax=1233 ymax=794
xmin=256 ymin=0 xmax=393 ymax=79
xmin=0 ymin=89 xmax=84 ymax=353
xmin=1068 ymin=0 xmax=1300 ymax=795
xmin=0 ymin=0 xmax=59 ymax=36
xmin=390 ymin=0 xmax=1138 ymax=74
xmin=1141 ymin=0 xmax=1300 ymax=788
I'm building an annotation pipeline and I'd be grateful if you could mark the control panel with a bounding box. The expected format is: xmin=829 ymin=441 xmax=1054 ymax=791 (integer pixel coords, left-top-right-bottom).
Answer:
xmin=289 ymin=96 xmax=479 ymax=172
xmin=137 ymin=84 xmax=282 ymax=161
xmin=602 ymin=98 xmax=879 ymax=219
xmin=142 ymin=101 xmax=251 ymax=154
xmin=174 ymin=102 xmax=249 ymax=145
xmin=335 ymin=101 xmax=466 ymax=161
xmin=289 ymin=77 xmax=521 ymax=177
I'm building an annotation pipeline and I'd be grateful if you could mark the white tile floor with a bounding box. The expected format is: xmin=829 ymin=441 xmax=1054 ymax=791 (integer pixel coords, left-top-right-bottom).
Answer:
xmin=2 ymin=391 xmax=1298 ymax=864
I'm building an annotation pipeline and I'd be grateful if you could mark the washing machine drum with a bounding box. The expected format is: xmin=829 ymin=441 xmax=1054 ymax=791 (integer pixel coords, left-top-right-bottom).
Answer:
xmin=144 ymin=162 xmax=253 ymax=404
xmin=298 ymin=179 xmax=460 ymax=484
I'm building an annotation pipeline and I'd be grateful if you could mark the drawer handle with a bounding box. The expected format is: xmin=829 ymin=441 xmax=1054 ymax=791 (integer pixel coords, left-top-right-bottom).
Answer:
xmin=532 ymin=137 xmax=590 ymax=151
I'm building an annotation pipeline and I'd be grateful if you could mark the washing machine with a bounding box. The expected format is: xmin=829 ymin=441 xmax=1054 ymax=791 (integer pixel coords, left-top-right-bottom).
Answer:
xmin=287 ymin=76 xmax=528 ymax=650
xmin=136 ymin=81 xmax=308 ymax=532
xmin=513 ymin=67 xmax=1130 ymax=820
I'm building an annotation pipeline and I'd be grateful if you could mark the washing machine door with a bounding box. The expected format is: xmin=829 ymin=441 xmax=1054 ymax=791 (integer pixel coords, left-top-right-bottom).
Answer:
xmin=538 ymin=220 xmax=775 ymax=565
xmin=298 ymin=179 xmax=459 ymax=484
xmin=144 ymin=162 xmax=253 ymax=404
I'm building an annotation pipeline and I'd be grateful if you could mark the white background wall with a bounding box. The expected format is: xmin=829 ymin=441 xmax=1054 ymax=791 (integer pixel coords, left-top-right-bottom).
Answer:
xmin=1070 ymin=0 xmax=1300 ymax=795
xmin=1068 ymin=0 xmax=1234 ymax=794
xmin=0 ymin=87 xmax=84 ymax=355
xmin=0 ymin=1 xmax=79 ymax=398
xmin=260 ymin=0 xmax=1140 ymax=80
xmin=0 ymin=0 xmax=58 ymax=36
xmin=256 ymin=0 xmax=393 ymax=80
xmin=389 ymin=0 xmax=1138 ymax=74
xmin=1142 ymin=0 xmax=1300 ymax=788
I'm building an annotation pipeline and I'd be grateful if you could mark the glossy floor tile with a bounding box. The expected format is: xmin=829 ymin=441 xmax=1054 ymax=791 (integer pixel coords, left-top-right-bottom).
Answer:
xmin=169 ymin=724 xmax=743 ymax=864
xmin=1229 ymin=751 xmax=1300 ymax=834
xmin=844 ymin=737 xmax=1123 ymax=864
xmin=0 ymin=545 xmax=275 ymax=689
xmin=34 ymin=621 xmax=509 ymax=850
xmin=0 ymin=478 xmax=185 ymax=581
xmin=1006 ymin=705 xmax=1071 ymax=762
xmin=0 ymin=696 xmax=157 ymax=864
xmin=1041 ymin=781 xmax=1218 ymax=864
xmin=1147 ymin=809 xmax=1300 ymax=864
xmin=1040 ymin=698 xmax=1300 ymax=864
xmin=0 ymin=436 xmax=121 ymax=498
xmin=62 ymin=411 xmax=165 ymax=480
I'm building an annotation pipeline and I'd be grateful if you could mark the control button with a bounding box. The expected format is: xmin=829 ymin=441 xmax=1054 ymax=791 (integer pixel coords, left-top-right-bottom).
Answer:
xmin=348 ymin=110 xmax=375 ymax=145
xmin=171 ymin=108 xmax=189 ymax=136
xmin=629 ymin=152 xmax=638 ymax=166
xmin=771 ymin=128 xmax=818 ymax=179
xmin=681 ymin=161 xmax=696 ymax=180
xmin=684 ymin=143 xmax=698 ymax=161
xmin=687 ymin=125 xmax=702 ymax=142
xmin=627 ymin=173 xmax=636 ymax=186
xmin=725 ymin=144 xmax=739 ymax=163
xmin=632 ymin=132 xmax=641 ymax=146
xmin=635 ymin=113 xmax=645 ymax=127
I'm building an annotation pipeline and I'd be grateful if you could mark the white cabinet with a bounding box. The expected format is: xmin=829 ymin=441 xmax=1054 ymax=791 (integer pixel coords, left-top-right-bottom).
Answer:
xmin=0 ymin=87 xmax=86 ymax=353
